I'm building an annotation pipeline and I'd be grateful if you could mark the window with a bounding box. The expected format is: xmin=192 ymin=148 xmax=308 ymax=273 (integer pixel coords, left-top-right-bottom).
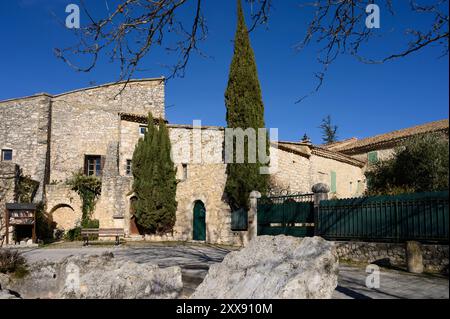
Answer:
xmin=368 ymin=151 xmax=378 ymax=164
xmin=356 ymin=180 xmax=363 ymax=194
xmin=126 ymin=160 xmax=132 ymax=176
xmin=182 ymin=164 xmax=188 ymax=180
xmin=85 ymin=155 xmax=102 ymax=176
xmin=1 ymin=149 xmax=12 ymax=161
xmin=330 ymin=171 xmax=337 ymax=193
xmin=139 ymin=125 xmax=147 ymax=136
xmin=349 ymin=182 xmax=353 ymax=194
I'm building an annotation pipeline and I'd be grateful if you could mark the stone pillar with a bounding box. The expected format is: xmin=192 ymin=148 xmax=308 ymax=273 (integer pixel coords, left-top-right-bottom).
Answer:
xmin=406 ymin=241 xmax=424 ymax=274
xmin=244 ymin=191 xmax=261 ymax=246
xmin=311 ymin=183 xmax=330 ymax=236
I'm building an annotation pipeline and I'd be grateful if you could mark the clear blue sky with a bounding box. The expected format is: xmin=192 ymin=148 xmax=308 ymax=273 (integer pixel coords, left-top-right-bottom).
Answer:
xmin=0 ymin=0 xmax=448 ymax=144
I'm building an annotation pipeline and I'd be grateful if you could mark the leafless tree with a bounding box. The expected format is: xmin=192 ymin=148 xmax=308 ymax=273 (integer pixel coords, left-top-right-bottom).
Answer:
xmin=295 ymin=0 xmax=449 ymax=102
xmin=55 ymin=0 xmax=448 ymax=101
xmin=55 ymin=0 xmax=270 ymax=89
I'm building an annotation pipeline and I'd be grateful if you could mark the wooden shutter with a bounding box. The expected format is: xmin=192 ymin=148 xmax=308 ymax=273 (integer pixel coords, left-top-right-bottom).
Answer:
xmin=84 ymin=155 xmax=88 ymax=175
xmin=330 ymin=171 xmax=337 ymax=193
xmin=100 ymin=156 xmax=106 ymax=176
xmin=368 ymin=151 xmax=378 ymax=164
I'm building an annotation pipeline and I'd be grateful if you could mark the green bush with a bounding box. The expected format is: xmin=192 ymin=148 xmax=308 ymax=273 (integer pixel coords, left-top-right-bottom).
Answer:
xmin=67 ymin=172 xmax=102 ymax=227
xmin=64 ymin=219 xmax=99 ymax=242
xmin=64 ymin=227 xmax=82 ymax=241
xmin=365 ymin=133 xmax=449 ymax=195
xmin=35 ymin=202 xmax=55 ymax=242
xmin=81 ymin=219 xmax=99 ymax=229
xmin=16 ymin=172 xmax=39 ymax=203
xmin=0 ymin=249 xmax=28 ymax=278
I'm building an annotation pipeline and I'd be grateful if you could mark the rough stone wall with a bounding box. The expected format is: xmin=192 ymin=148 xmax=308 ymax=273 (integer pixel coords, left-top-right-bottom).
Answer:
xmin=116 ymin=120 xmax=368 ymax=245
xmin=0 ymin=95 xmax=51 ymax=201
xmin=118 ymin=122 xmax=243 ymax=245
xmin=269 ymin=149 xmax=311 ymax=194
xmin=335 ymin=241 xmax=449 ymax=274
xmin=310 ymin=154 xmax=366 ymax=198
xmin=0 ymin=162 xmax=19 ymax=241
xmin=49 ymin=79 xmax=164 ymax=182
xmin=45 ymin=184 xmax=82 ymax=231
xmin=94 ymin=142 xmax=132 ymax=230
xmin=351 ymin=147 xmax=396 ymax=164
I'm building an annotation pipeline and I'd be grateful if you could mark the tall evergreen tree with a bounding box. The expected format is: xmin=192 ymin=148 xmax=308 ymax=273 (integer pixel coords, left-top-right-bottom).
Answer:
xmin=224 ymin=0 xmax=269 ymax=211
xmin=319 ymin=115 xmax=338 ymax=144
xmin=132 ymin=113 xmax=177 ymax=234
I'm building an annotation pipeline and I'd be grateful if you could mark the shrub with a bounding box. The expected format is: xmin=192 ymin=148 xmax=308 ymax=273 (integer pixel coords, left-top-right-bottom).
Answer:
xmin=64 ymin=227 xmax=81 ymax=241
xmin=16 ymin=171 xmax=39 ymax=203
xmin=64 ymin=219 xmax=99 ymax=242
xmin=67 ymin=172 xmax=102 ymax=226
xmin=365 ymin=133 xmax=449 ymax=195
xmin=0 ymin=249 xmax=28 ymax=278
xmin=35 ymin=202 xmax=55 ymax=242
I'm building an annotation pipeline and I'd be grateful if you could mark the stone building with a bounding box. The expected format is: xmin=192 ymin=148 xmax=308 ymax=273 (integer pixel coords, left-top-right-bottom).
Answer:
xmin=1 ymin=78 xmax=447 ymax=245
xmin=324 ymin=119 xmax=449 ymax=166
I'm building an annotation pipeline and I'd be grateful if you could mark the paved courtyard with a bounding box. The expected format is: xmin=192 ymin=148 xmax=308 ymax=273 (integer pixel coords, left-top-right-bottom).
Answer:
xmin=18 ymin=243 xmax=449 ymax=299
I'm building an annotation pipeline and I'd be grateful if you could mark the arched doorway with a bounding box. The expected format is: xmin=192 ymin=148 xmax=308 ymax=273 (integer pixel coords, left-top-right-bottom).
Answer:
xmin=193 ymin=201 xmax=206 ymax=241
xmin=129 ymin=196 xmax=141 ymax=235
xmin=50 ymin=204 xmax=77 ymax=231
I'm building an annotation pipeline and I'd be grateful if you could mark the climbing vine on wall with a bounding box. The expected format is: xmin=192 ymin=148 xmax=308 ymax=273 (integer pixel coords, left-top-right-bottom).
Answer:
xmin=67 ymin=172 xmax=102 ymax=227
xmin=16 ymin=170 xmax=39 ymax=203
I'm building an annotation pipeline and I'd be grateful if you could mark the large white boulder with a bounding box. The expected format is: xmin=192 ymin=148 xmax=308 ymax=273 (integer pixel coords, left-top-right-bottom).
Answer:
xmin=191 ymin=235 xmax=338 ymax=299
xmin=6 ymin=253 xmax=183 ymax=299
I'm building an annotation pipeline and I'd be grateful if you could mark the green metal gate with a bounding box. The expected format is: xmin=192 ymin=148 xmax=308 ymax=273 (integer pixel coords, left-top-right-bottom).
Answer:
xmin=257 ymin=194 xmax=315 ymax=237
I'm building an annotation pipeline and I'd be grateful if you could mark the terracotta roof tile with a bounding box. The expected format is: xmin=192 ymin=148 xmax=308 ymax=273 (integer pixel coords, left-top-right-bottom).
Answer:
xmin=325 ymin=119 xmax=449 ymax=153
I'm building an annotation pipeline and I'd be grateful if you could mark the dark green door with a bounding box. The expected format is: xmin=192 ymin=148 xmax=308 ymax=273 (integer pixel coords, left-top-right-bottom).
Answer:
xmin=193 ymin=201 xmax=206 ymax=241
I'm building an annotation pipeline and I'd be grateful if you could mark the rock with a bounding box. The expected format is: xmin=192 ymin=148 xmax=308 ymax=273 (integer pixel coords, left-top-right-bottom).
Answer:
xmin=0 ymin=288 xmax=20 ymax=299
xmin=0 ymin=273 xmax=10 ymax=289
xmin=6 ymin=254 xmax=183 ymax=299
xmin=191 ymin=235 xmax=338 ymax=299
xmin=26 ymin=239 xmax=33 ymax=246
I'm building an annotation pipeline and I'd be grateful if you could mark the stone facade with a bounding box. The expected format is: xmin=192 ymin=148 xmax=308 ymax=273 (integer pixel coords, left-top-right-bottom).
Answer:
xmin=0 ymin=162 xmax=19 ymax=242
xmin=0 ymin=94 xmax=51 ymax=201
xmin=45 ymin=184 xmax=82 ymax=231
xmin=335 ymin=241 xmax=449 ymax=274
xmin=49 ymin=79 xmax=164 ymax=182
xmin=270 ymin=143 xmax=365 ymax=198
xmin=0 ymin=78 xmax=411 ymax=246
xmin=309 ymin=153 xmax=366 ymax=198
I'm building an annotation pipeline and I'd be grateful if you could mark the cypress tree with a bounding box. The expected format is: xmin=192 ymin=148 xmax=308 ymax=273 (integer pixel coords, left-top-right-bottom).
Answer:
xmin=224 ymin=0 xmax=269 ymax=211
xmin=131 ymin=113 xmax=178 ymax=234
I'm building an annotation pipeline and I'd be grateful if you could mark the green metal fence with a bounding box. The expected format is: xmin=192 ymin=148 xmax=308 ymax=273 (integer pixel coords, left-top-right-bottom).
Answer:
xmin=316 ymin=191 xmax=449 ymax=243
xmin=231 ymin=208 xmax=248 ymax=231
xmin=257 ymin=194 xmax=315 ymax=237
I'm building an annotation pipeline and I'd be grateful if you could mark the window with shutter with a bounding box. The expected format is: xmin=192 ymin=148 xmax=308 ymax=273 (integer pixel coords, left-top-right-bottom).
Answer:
xmin=330 ymin=171 xmax=337 ymax=193
xmin=84 ymin=155 xmax=102 ymax=176
xmin=368 ymin=151 xmax=378 ymax=164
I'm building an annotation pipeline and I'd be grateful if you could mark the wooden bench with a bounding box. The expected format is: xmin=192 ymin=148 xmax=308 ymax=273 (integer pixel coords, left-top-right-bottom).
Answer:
xmin=81 ymin=228 xmax=125 ymax=246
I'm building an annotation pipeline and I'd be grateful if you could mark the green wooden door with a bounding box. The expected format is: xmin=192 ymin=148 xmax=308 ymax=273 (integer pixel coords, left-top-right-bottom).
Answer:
xmin=193 ymin=201 xmax=206 ymax=241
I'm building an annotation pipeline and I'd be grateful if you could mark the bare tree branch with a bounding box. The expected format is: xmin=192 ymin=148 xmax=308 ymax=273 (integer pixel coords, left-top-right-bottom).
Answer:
xmin=296 ymin=0 xmax=449 ymax=102
xmin=55 ymin=0 xmax=448 ymax=103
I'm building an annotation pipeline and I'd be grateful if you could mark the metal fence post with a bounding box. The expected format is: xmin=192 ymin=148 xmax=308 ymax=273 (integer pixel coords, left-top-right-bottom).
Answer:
xmin=312 ymin=183 xmax=330 ymax=236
